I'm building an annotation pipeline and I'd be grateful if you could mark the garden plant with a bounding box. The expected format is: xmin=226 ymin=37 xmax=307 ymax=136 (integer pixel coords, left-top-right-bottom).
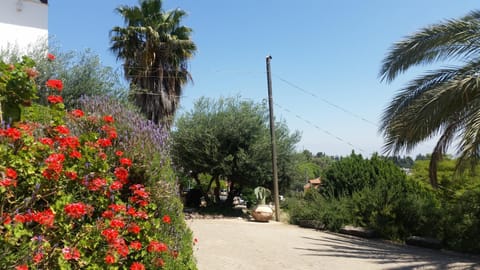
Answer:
xmin=0 ymin=55 xmax=196 ymax=269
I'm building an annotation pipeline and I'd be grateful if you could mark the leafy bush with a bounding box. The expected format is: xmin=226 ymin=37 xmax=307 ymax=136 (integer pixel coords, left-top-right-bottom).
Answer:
xmin=440 ymin=184 xmax=480 ymax=253
xmin=0 ymin=56 xmax=196 ymax=269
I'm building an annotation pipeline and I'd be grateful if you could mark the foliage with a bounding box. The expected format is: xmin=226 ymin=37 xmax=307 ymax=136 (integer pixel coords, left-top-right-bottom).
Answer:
xmin=321 ymin=152 xmax=405 ymax=198
xmin=171 ymin=96 xmax=300 ymax=200
xmin=1 ymin=41 xmax=127 ymax=109
xmin=254 ymin=186 xmax=271 ymax=205
xmin=379 ymin=10 xmax=480 ymax=187
xmin=0 ymin=56 xmax=196 ymax=269
xmin=0 ymin=57 xmax=38 ymax=123
xmin=110 ymin=0 xmax=196 ymax=128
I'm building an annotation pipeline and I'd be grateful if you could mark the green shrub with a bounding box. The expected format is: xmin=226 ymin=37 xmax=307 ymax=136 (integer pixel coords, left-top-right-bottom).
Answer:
xmin=0 ymin=56 xmax=197 ymax=269
xmin=441 ymin=184 xmax=480 ymax=253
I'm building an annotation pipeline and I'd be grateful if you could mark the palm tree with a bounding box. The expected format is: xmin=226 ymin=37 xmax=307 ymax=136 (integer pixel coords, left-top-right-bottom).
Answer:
xmin=110 ymin=0 xmax=196 ymax=128
xmin=379 ymin=10 xmax=480 ymax=188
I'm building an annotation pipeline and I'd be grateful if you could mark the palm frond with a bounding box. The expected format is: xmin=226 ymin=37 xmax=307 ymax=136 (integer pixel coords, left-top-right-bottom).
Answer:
xmin=380 ymin=10 xmax=480 ymax=82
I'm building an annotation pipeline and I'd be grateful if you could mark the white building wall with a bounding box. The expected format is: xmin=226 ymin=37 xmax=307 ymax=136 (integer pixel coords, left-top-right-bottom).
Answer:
xmin=0 ymin=0 xmax=48 ymax=52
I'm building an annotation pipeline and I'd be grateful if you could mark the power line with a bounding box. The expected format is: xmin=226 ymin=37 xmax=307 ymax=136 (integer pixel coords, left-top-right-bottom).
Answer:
xmin=274 ymin=102 xmax=370 ymax=155
xmin=273 ymin=75 xmax=379 ymax=128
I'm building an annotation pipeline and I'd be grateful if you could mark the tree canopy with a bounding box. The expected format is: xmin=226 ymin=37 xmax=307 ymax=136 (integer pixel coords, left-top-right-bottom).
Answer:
xmin=110 ymin=0 xmax=196 ymax=128
xmin=379 ymin=10 xmax=480 ymax=187
xmin=170 ymin=96 xmax=300 ymax=198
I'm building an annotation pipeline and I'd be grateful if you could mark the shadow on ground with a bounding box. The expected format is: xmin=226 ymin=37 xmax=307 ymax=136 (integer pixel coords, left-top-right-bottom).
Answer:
xmin=295 ymin=233 xmax=480 ymax=270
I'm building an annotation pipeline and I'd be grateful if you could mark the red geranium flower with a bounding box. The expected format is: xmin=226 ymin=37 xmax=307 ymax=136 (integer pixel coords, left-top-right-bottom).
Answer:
xmin=120 ymin=158 xmax=132 ymax=167
xmin=4 ymin=127 xmax=21 ymax=140
xmin=101 ymin=228 xmax=119 ymax=243
xmin=69 ymin=150 xmax=82 ymax=159
xmin=62 ymin=247 xmax=81 ymax=261
xmin=39 ymin=137 xmax=54 ymax=146
xmin=115 ymin=150 xmax=123 ymax=157
xmin=47 ymin=95 xmax=63 ymax=104
xmin=162 ymin=214 xmax=171 ymax=224
xmin=47 ymin=53 xmax=55 ymax=61
xmin=45 ymin=79 xmax=63 ymax=91
xmin=128 ymin=223 xmax=141 ymax=234
xmin=54 ymin=125 xmax=70 ymax=135
xmin=64 ymin=202 xmax=89 ymax=219
xmin=6 ymin=168 xmax=17 ymax=179
xmin=70 ymin=109 xmax=84 ymax=118
xmin=114 ymin=167 xmax=129 ymax=183
xmin=105 ymin=254 xmax=116 ymax=264
xmin=65 ymin=171 xmax=78 ymax=180
xmin=130 ymin=262 xmax=145 ymax=270
xmin=110 ymin=181 xmax=123 ymax=191
xmin=103 ymin=115 xmax=114 ymax=123
xmin=147 ymin=240 xmax=168 ymax=253
xmin=33 ymin=252 xmax=44 ymax=264
xmin=15 ymin=265 xmax=28 ymax=270
xmin=110 ymin=219 xmax=125 ymax=228
xmin=129 ymin=240 xmax=142 ymax=250
xmin=97 ymin=138 xmax=112 ymax=147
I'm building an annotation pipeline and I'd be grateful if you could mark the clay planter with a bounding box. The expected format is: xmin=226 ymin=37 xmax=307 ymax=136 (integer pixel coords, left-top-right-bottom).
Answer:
xmin=251 ymin=204 xmax=273 ymax=222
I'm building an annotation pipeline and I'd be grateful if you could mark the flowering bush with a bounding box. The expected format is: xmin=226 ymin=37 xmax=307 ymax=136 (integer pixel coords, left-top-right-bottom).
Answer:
xmin=0 ymin=56 xmax=196 ymax=269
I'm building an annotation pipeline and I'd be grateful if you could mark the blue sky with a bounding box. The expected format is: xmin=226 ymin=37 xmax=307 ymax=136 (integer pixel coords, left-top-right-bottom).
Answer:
xmin=49 ymin=1 xmax=478 ymax=157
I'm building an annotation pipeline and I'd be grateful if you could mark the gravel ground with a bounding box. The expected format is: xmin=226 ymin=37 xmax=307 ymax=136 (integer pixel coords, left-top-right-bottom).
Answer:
xmin=188 ymin=218 xmax=480 ymax=270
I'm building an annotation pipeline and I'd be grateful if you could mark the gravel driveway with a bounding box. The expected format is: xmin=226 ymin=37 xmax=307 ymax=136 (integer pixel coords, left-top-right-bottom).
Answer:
xmin=188 ymin=218 xmax=480 ymax=270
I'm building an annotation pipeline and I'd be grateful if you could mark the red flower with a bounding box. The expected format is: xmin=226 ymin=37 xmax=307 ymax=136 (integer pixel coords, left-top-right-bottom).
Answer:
xmin=97 ymin=138 xmax=112 ymax=147
xmin=162 ymin=214 xmax=171 ymax=224
xmin=88 ymin=177 xmax=107 ymax=191
xmin=64 ymin=202 xmax=89 ymax=219
xmin=110 ymin=219 xmax=125 ymax=228
xmin=0 ymin=178 xmax=16 ymax=187
xmin=114 ymin=167 xmax=129 ymax=183
xmin=109 ymin=204 xmax=126 ymax=213
xmin=128 ymin=223 xmax=141 ymax=234
xmin=103 ymin=115 xmax=114 ymax=123
xmin=4 ymin=127 xmax=21 ymax=140
xmin=47 ymin=53 xmax=55 ymax=61
xmin=69 ymin=150 xmax=82 ymax=159
xmin=46 ymin=153 xmax=65 ymax=163
xmin=120 ymin=158 xmax=132 ymax=167
xmin=45 ymin=79 xmax=63 ymax=91
xmin=104 ymin=254 xmax=116 ymax=264
xmin=54 ymin=125 xmax=70 ymax=135
xmin=110 ymin=181 xmax=123 ymax=191
xmin=98 ymin=152 xmax=107 ymax=160
xmin=101 ymin=228 xmax=119 ymax=243
xmin=62 ymin=247 xmax=81 ymax=261
xmin=102 ymin=210 xmax=114 ymax=219
xmin=33 ymin=209 xmax=55 ymax=227
xmin=15 ymin=265 xmax=28 ymax=270
xmin=71 ymin=109 xmax=84 ymax=118
xmin=155 ymin=258 xmax=165 ymax=267
xmin=47 ymin=95 xmax=63 ymax=104
xmin=33 ymin=252 xmax=44 ymax=264
xmin=6 ymin=168 xmax=17 ymax=179
xmin=147 ymin=240 xmax=168 ymax=253
xmin=115 ymin=150 xmax=123 ymax=157
xmin=39 ymin=137 xmax=54 ymax=146
xmin=130 ymin=262 xmax=145 ymax=270
xmin=65 ymin=171 xmax=78 ymax=180
xmin=129 ymin=240 xmax=142 ymax=250
xmin=14 ymin=214 xmax=26 ymax=223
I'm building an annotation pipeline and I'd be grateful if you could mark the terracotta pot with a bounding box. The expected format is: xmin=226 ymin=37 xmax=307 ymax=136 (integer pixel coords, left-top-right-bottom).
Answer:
xmin=252 ymin=204 xmax=273 ymax=222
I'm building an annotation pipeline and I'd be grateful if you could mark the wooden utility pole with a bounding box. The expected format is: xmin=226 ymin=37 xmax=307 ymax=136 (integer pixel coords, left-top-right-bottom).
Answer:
xmin=266 ymin=55 xmax=280 ymax=221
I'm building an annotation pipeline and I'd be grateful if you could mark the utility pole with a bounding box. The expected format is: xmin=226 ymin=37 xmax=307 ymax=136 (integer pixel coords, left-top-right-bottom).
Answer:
xmin=266 ymin=55 xmax=280 ymax=221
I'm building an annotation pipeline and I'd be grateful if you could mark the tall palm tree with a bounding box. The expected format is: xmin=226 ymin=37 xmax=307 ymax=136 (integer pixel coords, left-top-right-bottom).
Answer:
xmin=379 ymin=10 xmax=480 ymax=188
xmin=110 ymin=0 xmax=196 ymax=128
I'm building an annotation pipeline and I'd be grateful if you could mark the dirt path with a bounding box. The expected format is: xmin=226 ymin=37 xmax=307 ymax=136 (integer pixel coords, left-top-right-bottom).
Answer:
xmin=188 ymin=218 xmax=480 ymax=270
